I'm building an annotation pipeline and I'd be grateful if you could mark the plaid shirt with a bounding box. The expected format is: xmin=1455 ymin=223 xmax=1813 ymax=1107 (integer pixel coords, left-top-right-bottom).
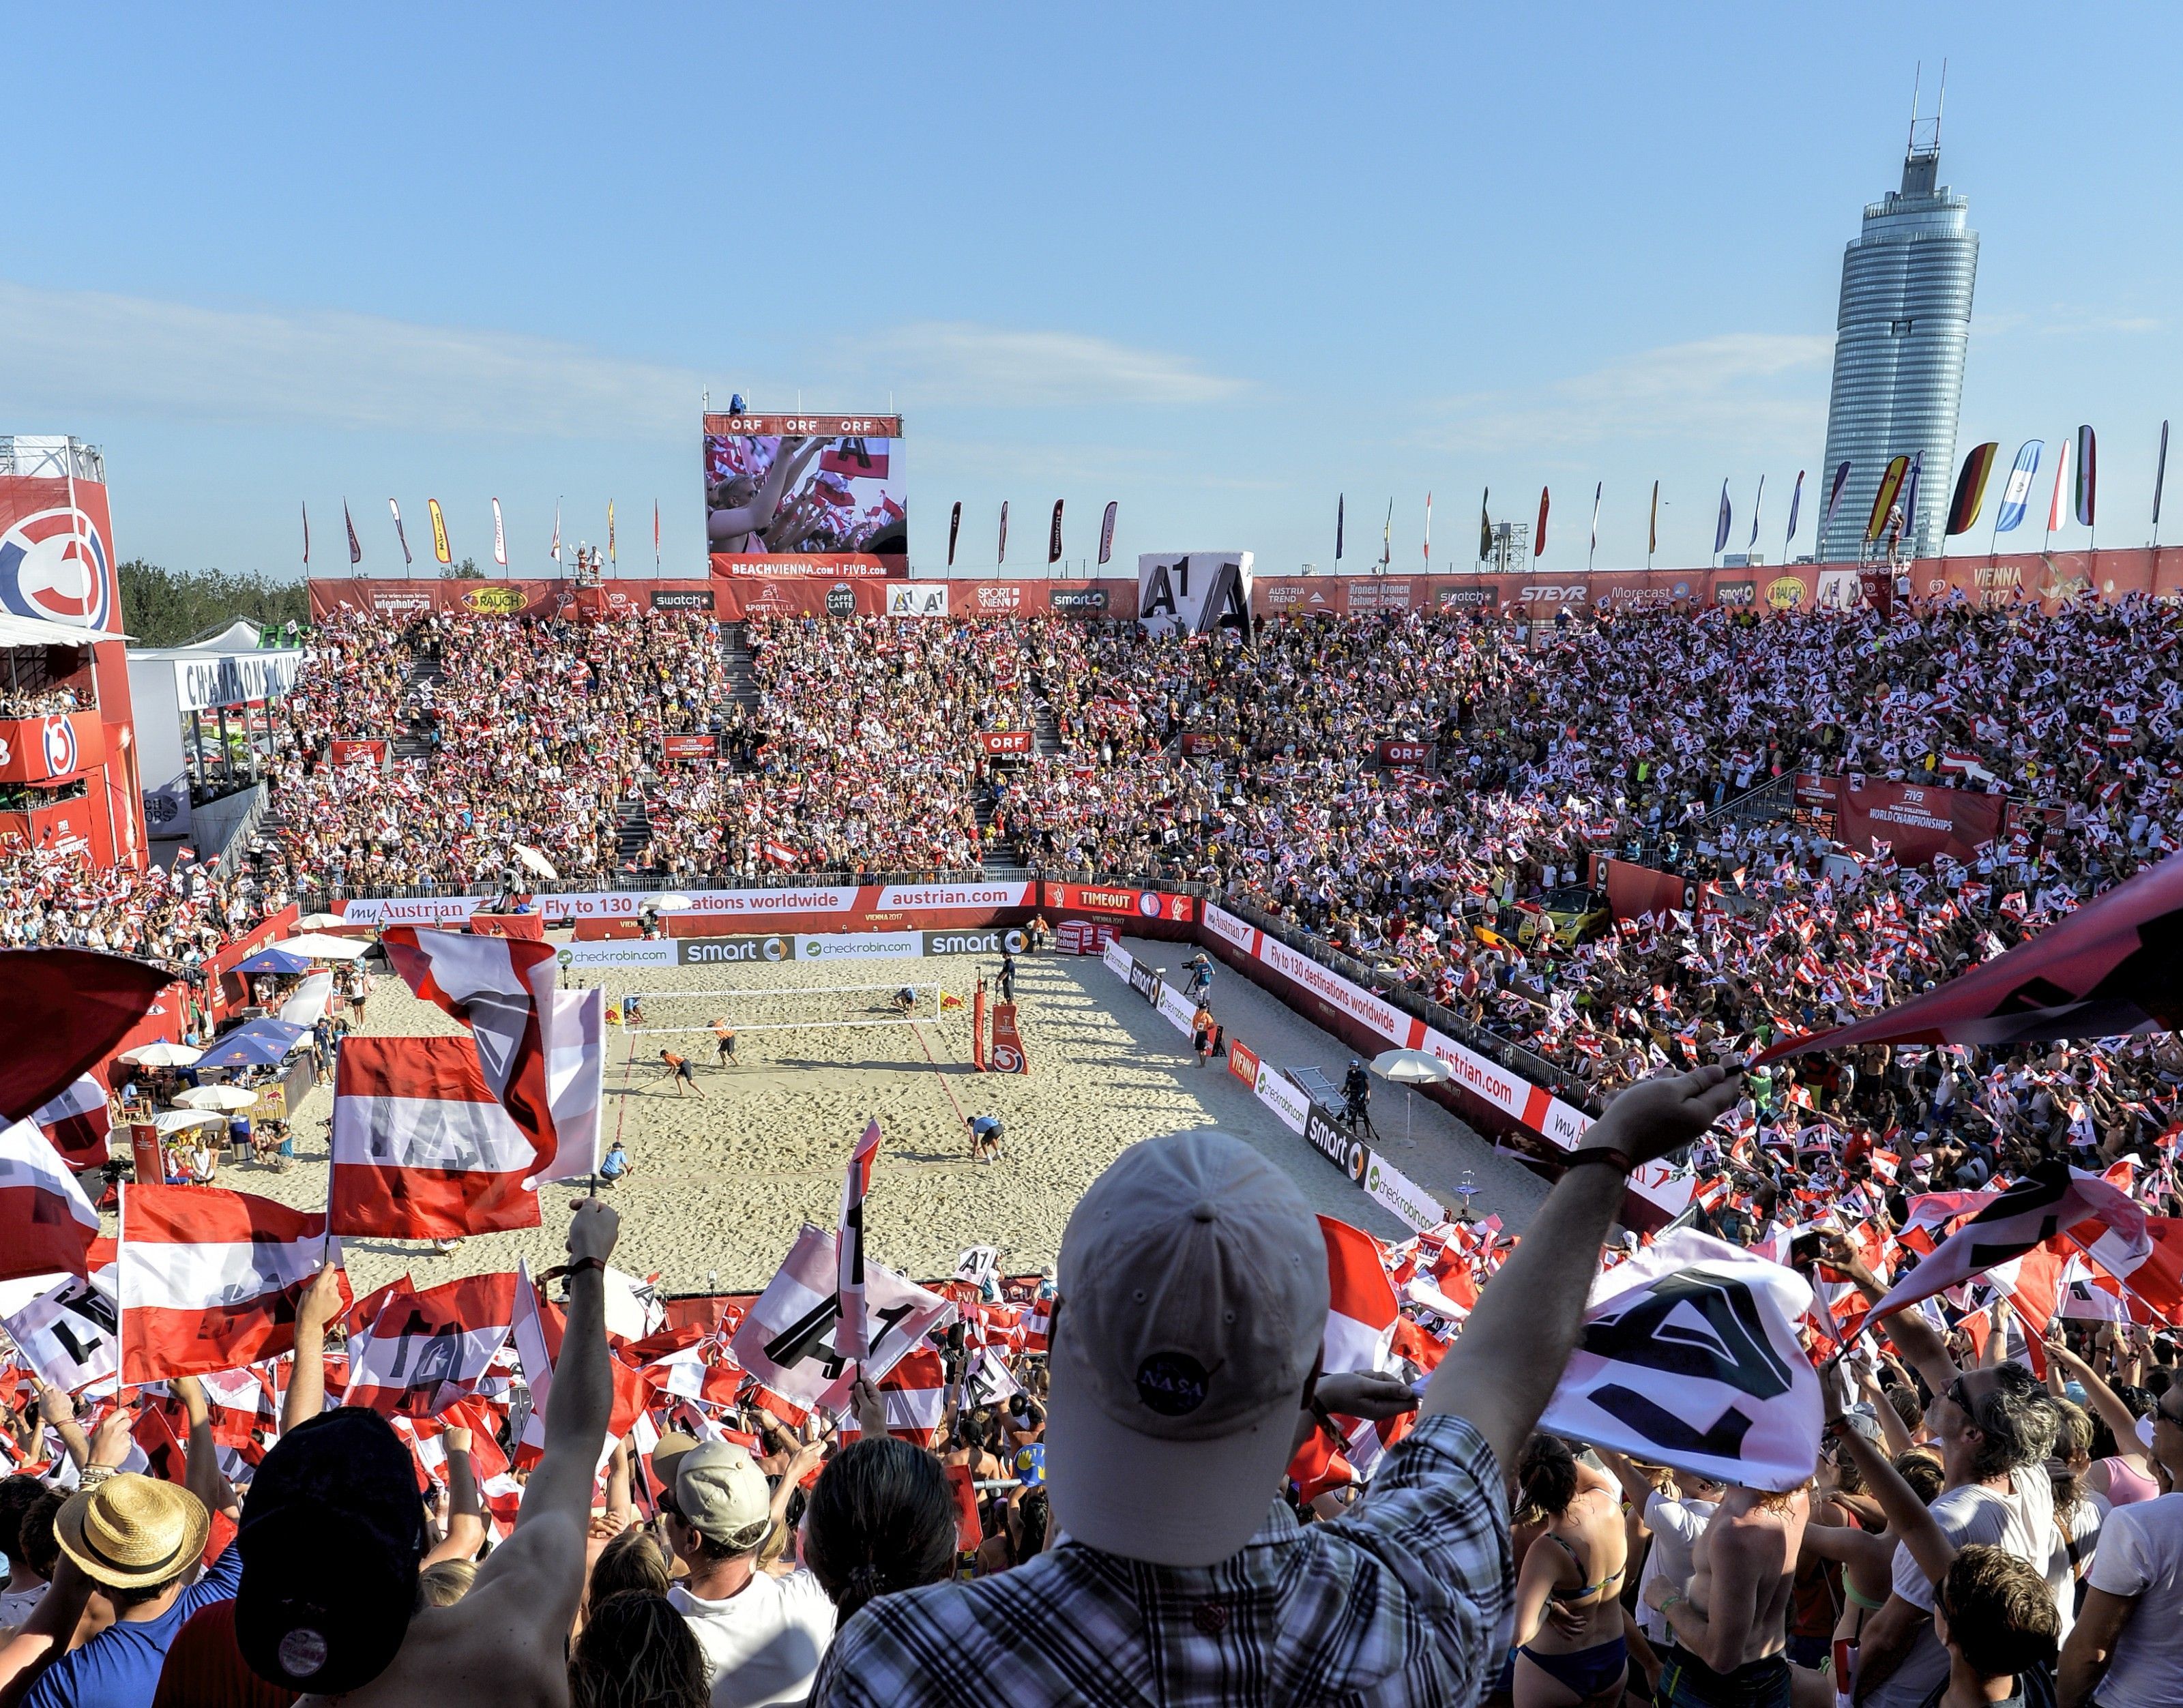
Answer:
xmin=810 ymin=1413 xmax=1510 ymax=1708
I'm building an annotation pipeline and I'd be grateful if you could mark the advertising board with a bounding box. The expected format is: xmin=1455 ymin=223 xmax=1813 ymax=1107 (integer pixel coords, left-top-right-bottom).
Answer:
xmin=703 ymin=413 xmax=905 ymax=577
xmin=661 ymin=734 xmax=718 ymax=761
xmin=977 ymin=731 xmax=1032 ymax=755
xmin=1137 ymin=552 xmax=1253 ymax=638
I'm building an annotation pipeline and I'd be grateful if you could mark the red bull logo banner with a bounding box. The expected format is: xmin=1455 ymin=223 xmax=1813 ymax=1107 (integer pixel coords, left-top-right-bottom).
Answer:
xmin=0 ymin=478 xmax=118 ymax=634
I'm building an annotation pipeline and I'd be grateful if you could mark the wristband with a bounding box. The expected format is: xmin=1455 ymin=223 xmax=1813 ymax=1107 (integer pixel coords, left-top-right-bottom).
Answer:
xmin=1565 ymin=1145 xmax=1635 ymax=1177
xmin=568 ymin=1256 xmax=607 ymax=1278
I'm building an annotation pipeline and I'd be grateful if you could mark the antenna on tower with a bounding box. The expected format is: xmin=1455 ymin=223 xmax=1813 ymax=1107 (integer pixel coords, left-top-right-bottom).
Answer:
xmin=1935 ymin=57 xmax=1947 ymax=148
xmin=1908 ymin=60 xmax=1921 ymax=151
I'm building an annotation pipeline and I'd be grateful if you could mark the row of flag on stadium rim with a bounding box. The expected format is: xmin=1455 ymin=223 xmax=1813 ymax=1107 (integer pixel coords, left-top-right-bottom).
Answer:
xmin=1335 ymin=420 xmax=2173 ymax=567
xmin=941 ymin=499 xmax=1121 ymax=569
xmin=3 ymin=849 xmax=2183 ymax=1490
xmin=305 ymin=498 xmax=654 ymax=572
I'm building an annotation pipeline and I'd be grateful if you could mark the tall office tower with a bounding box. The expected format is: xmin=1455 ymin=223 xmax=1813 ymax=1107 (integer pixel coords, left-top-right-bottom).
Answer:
xmin=1815 ymin=99 xmax=1978 ymax=561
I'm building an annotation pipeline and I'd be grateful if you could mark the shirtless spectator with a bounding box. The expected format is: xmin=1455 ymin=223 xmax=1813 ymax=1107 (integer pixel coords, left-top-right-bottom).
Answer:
xmin=1646 ymin=1474 xmax=1809 ymax=1708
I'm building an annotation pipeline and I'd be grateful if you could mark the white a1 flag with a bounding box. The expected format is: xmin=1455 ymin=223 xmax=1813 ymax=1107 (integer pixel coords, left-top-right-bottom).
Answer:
xmin=729 ymin=1224 xmax=955 ymax=1411
xmin=3 ymin=1258 xmax=120 ymax=1394
xmin=1535 ymin=1229 xmax=1821 ymax=1493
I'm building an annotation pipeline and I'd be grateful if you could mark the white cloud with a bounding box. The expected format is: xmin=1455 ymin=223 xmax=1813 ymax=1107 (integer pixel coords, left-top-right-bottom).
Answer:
xmin=1422 ymin=332 xmax=1834 ymax=453
xmin=837 ymin=321 xmax=1246 ymax=408
xmin=0 ymin=278 xmax=700 ymax=439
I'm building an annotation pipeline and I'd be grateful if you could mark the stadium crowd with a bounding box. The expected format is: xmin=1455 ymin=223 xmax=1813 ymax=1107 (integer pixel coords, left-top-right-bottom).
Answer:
xmin=8 ymin=1065 xmax=2183 ymax=1708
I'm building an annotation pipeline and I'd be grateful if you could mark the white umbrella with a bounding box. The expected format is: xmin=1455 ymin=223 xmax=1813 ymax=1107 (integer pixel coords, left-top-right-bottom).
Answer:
xmin=154 ymin=1109 xmax=230 ymax=1134
xmin=511 ymin=843 xmax=559 ymax=881
xmin=120 ymin=1041 xmax=202 ymax=1068
xmin=279 ymin=932 xmax=370 ymax=960
xmin=297 ymin=912 xmax=349 ymax=929
xmin=174 ymin=1085 xmax=259 ymax=1112
xmin=1370 ymin=1048 xmax=1453 ymax=1147
xmin=648 ymin=893 xmax=694 ymax=913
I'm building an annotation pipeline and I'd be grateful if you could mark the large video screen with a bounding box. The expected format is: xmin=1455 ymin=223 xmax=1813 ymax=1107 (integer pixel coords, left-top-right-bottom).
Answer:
xmin=703 ymin=413 xmax=906 ymax=576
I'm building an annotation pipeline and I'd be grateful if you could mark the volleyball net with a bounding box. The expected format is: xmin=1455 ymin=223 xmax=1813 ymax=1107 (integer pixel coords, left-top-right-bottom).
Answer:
xmin=615 ymin=981 xmax=957 ymax=1036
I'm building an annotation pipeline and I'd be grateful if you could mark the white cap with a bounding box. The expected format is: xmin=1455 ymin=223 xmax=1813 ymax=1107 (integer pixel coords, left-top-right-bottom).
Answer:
xmin=674 ymin=1441 xmax=770 ymax=1546
xmin=1045 ymin=1130 xmax=1328 ymax=1567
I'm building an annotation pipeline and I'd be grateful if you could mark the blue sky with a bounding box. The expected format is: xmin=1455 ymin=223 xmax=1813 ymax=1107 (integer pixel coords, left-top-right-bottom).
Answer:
xmin=4 ymin=3 xmax=2178 ymax=583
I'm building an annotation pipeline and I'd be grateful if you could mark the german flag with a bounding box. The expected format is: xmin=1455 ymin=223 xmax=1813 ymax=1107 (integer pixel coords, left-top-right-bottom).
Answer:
xmin=1946 ymin=441 xmax=2000 ymax=536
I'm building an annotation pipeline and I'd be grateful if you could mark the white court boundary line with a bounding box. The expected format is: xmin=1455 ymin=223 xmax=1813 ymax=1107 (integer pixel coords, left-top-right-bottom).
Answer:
xmin=626 ymin=982 xmax=944 ymax=1001
xmin=628 ymin=1016 xmax=956 ymax=1035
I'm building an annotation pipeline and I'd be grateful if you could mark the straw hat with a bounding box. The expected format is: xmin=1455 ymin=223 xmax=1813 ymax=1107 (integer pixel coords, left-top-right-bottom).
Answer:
xmin=56 ymin=1474 xmax=211 ymax=1589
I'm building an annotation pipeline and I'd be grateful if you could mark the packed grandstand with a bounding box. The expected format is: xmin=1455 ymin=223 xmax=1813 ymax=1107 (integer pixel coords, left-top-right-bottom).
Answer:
xmin=11 ymin=588 xmax=2183 ymax=1708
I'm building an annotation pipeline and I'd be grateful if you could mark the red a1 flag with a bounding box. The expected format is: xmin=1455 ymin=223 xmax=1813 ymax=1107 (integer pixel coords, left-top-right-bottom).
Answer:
xmin=329 ymin=1035 xmax=547 ymax=1238
xmin=0 ymin=1116 xmax=102 ymax=1282
xmin=119 ymin=1183 xmax=350 ymax=1381
xmin=344 ymin=1271 xmax=520 ymax=1417
xmin=33 ymin=1074 xmax=113 ymax=1172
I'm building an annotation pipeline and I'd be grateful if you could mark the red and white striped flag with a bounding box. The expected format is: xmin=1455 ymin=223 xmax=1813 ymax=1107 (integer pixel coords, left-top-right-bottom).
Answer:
xmin=330 ymin=1036 xmax=546 ymax=1238
xmin=837 ymin=1119 xmax=883 ymax=1361
xmin=840 ymin=1344 xmax=949 ymax=1447
xmin=1317 ymin=1216 xmax=1398 ymax=1374
xmin=0 ymin=1116 xmax=102 ymax=1283
xmin=119 ymin=1184 xmax=349 ymax=1381
xmin=345 ymin=1271 xmax=519 ymax=1417
xmin=32 ymin=1075 xmax=112 ymax=1173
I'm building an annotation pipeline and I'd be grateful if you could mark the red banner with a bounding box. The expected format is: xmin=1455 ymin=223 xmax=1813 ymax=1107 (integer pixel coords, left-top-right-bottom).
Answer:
xmin=1250 ymin=548 xmax=2183 ymax=620
xmin=988 ymin=1002 xmax=1027 ymax=1074
xmin=1038 ymin=881 xmax=1195 ymax=922
xmin=327 ymin=739 xmax=387 ymax=770
xmin=1377 ymin=739 xmax=1433 ymax=770
xmin=661 ymin=734 xmax=718 ymax=761
xmin=977 ymin=731 xmax=1032 ymax=756
xmin=1227 ymin=1037 xmax=1262 ymax=1089
xmin=1823 ymin=778 xmax=2007 ymax=867
xmin=0 ymin=711 xmax=105 ymax=782
xmin=306 ymin=576 xmax=1136 ymax=624
xmin=468 ymin=913 xmax=548 ymax=940
xmin=1602 ymin=859 xmax=1703 ymax=923
xmin=1177 ymin=733 xmax=1220 ymax=757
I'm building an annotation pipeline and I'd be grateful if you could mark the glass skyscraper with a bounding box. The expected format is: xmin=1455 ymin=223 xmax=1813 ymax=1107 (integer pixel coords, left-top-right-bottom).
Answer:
xmin=1815 ymin=135 xmax=1978 ymax=561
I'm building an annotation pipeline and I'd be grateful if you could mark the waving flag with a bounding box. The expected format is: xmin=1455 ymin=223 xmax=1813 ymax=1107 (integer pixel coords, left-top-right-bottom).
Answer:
xmin=1424 ymin=492 xmax=1434 ymax=564
xmin=1946 ymin=442 xmax=1999 ymax=535
xmin=0 ymin=949 xmax=172 ymax=1129
xmin=1 ymin=1243 xmax=119 ymax=1394
xmin=840 ymin=1346 xmax=950 ymax=1447
xmin=997 ymin=501 xmax=1009 ymax=564
xmin=1589 ymin=482 xmax=1602 ymax=555
xmin=551 ymin=498 xmax=561 ymax=565
xmin=1535 ymin=1230 xmax=1819 ymax=1492
xmin=1048 ymin=499 xmax=1064 ymax=565
xmin=1533 ymin=487 xmax=1547 ymax=559
xmin=492 ymin=497 xmax=508 ymax=567
xmin=1764 ymin=852 xmax=2183 ymax=1057
xmin=1866 ymin=456 xmax=1909 ymax=544
xmin=428 ymin=498 xmax=452 ymax=565
xmin=1747 ymin=473 xmax=1765 ymax=549
xmin=301 ymin=501 xmax=310 ymax=566
xmin=947 ymin=501 xmax=961 ymax=566
xmin=0 ymin=1117 xmax=102 ymax=1282
xmin=653 ymin=500 xmax=660 ymax=570
xmin=330 ymin=1036 xmax=549 ymax=1237
xmin=837 ymin=1119 xmax=884 ymax=1361
xmin=2049 ymin=437 xmax=2072 ymax=532
xmin=119 ymin=1184 xmax=347 ymax=1381
xmin=389 ymin=499 xmax=413 ymax=565
xmin=33 ymin=1074 xmax=113 ymax=1172
xmin=1648 ymin=481 xmax=1660 ymax=556
xmin=2075 ymin=425 xmax=2098 ymax=526
xmin=1784 ymin=470 xmax=1804 ymax=552
xmin=346 ymin=501 xmax=362 ymax=565
xmin=1822 ymin=460 xmax=1851 ymax=535
xmin=1899 ymin=452 xmax=1924 ymax=542
xmin=1318 ymin=1216 xmax=1398 ymax=1374
xmin=1995 ymin=440 xmax=2043 ymax=532
xmin=344 ymin=1271 xmax=520 ymax=1417
xmin=2156 ymin=422 xmax=2171 ymax=529
xmin=1098 ymin=500 xmax=1117 ymax=565
xmin=1858 ymin=1162 xmax=2148 ymax=1324
xmin=730 ymin=1226 xmax=955 ymax=1411
xmin=607 ymin=499 xmax=616 ymax=565
xmin=1334 ymin=495 xmax=1345 ymax=561
xmin=1713 ymin=481 xmax=1731 ymax=553
xmin=1478 ymin=489 xmax=1491 ymax=559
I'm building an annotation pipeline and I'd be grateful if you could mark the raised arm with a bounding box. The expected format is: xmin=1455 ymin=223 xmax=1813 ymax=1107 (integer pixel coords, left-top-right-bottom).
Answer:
xmin=1819 ymin=1232 xmax=1961 ymax=1398
xmin=1827 ymin=1413 xmax=1951 ymax=1587
xmin=282 ymin=1263 xmax=347 ymax=1433
xmin=174 ymin=1375 xmax=241 ymax=1525
xmin=2043 ymin=1328 xmax=2152 ymax=1475
xmin=423 ymin=1425 xmax=487 ymax=1566
xmin=35 ymin=1385 xmax=91 ymax=1470
xmin=1424 ymin=1064 xmax=1744 ymax=1475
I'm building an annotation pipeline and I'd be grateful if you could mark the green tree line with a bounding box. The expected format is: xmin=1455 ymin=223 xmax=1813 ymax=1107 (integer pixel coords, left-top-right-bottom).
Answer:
xmin=117 ymin=560 xmax=312 ymax=647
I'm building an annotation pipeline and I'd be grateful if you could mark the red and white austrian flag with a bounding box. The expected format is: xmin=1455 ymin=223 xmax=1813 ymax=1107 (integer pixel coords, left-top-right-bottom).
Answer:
xmin=345 ymin=1271 xmax=520 ymax=1417
xmin=330 ymin=1036 xmax=546 ymax=1238
xmin=1317 ymin=1216 xmax=1399 ymax=1374
xmin=0 ymin=1115 xmax=102 ymax=1282
xmin=119 ymin=1183 xmax=349 ymax=1381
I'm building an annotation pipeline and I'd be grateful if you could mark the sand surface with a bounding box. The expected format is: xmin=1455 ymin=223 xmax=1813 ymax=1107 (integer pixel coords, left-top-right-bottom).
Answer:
xmin=211 ymin=937 xmax=1548 ymax=1293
